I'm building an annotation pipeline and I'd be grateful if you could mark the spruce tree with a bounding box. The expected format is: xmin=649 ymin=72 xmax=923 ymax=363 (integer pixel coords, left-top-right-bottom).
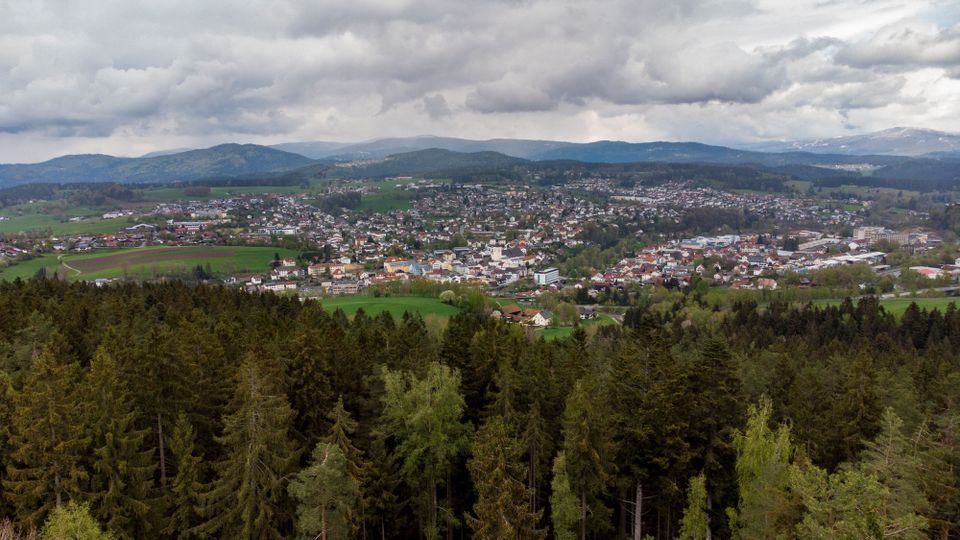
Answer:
xmin=288 ymin=442 xmax=357 ymax=540
xmin=466 ymin=416 xmax=545 ymax=540
xmin=0 ymin=372 xmax=14 ymax=519
xmin=324 ymin=396 xmax=364 ymax=482
xmin=561 ymin=378 xmax=615 ymax=539
xmin=3 ymin=348 xmax=88 ymax=527
xmin=857 ymin=408 xmax=929 ymax=538
xmin=198 ymin=352 xmax=299 ymax=539
xmin=164 ymin=413 xmax=204 ymax=539
xmin=83 ymin=348 xmax=155 ymax=539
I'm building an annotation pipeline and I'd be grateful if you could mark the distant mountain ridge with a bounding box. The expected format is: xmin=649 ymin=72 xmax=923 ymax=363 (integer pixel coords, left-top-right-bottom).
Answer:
xmin=271 ymin=136 xmax=575 ymax=160
xmin=2 ymin=130 xmax=959 ymax=188
xmin=0 ymin=144 xmax=314 ymax=186
xmin=743 ymin=127 xmax=960 ymax=157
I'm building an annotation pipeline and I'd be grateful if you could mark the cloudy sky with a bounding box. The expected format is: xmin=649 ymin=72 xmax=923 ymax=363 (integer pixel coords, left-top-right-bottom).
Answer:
xmin=0 ymin=0 xmax=958 ymax=162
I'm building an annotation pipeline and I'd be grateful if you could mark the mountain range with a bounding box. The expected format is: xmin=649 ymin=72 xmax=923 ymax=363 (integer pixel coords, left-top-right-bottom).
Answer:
xmin=0 ymin=128 xmax=958 ymax=188
xmin=742 ymin=127 xmax=960 ymax=157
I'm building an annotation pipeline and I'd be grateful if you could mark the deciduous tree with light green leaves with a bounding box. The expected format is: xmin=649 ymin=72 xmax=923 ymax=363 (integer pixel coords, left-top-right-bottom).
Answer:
xmin=726 ymin=398 xmax=795 ymax=539
xmin=380 ymin=361 xmax=471 ymax=540
xmin=549 ymin=452 xmax=578 ymax=540
xmin=678 ymin=473 xmax=709 ymax=540
xmin=40 ymin=501 xmax=113 ymax=540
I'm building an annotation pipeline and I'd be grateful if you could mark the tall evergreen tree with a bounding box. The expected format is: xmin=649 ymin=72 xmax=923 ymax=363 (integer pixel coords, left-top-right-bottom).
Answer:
xmin=324 ymin=396 xmax=364 ymax=482
xmin=164 ymin=413 xmax=204 ymax=539
xmin=198 ymin=352 xmax=299 ymax=539
xmin=561 ymin=378 xmax=615 ymax=540
xmin=857 ymin=408 xmax=929 ymax=538
xmin=288 ymin=442 xmax=357 ymax=540
xmin=466 ymin=416 xmax=545 ymax=540
xmin=82 ymin=348 xmax=155 ymax=539
xmin=3 ymin=348 xmax=88 ymax=527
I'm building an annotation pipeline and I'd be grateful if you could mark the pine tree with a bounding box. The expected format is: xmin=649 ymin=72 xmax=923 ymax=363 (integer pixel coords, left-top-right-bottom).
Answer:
xmin=678 ymin=473 xmax=709 ymax=540
xmin=120 ymin=324 xmax=195 ymax=490
xmin=521 ymin=402 xmax=552 ymax=517
xmin=549 ymin=452 xmax=578 ymax=540
xmin=198 ymin=352 xmax=299 ymax=539
xmin=3 ymin=348 xmax=88 ymax=527
xmin=362 ymin=436 xmax=405 ymax=540
xmin=164 ymin=413 xmax=204 ymax=539
xmin=0 ymin=372 xmax=15 ymax=519
xmin=288 ymin=442 xmax=357 ymax=540
xmin=857 ymin=408 xmax=929 ymax=538
xmin=82 ymin=348 xmax=155 ymax=539
xmin=561 ymin=378 xmax=615 ymax=540
xmin=466 ymin=416 xmax=545 ymax=540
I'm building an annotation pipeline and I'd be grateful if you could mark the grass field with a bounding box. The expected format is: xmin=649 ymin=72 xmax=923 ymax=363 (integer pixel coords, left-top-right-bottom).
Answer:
xmin=358 ymin=188 xmax=416 ymax=212
xmin=0 ymin=213 xmax=131 ymax=235
xmin=811 ymin=296 xmax=959 ymax=316
xmin=0 ymin=246 xmax=298 ymax=282
xmin=541 ymin=314 xmax=618 ymax=340
xmin=318 ymin=295 xmax=461 ymax=319
xmin=138 ymin=185 xmax=314 ymax=202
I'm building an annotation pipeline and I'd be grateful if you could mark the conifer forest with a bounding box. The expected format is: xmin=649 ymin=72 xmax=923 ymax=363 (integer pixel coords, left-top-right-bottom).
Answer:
xmin=1 ymin=279 xmax=959 ymax=539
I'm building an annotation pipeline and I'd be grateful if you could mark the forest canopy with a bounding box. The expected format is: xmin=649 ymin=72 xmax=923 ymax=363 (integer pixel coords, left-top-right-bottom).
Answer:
xmin=0 ymin=279 xmax=958 ymax=538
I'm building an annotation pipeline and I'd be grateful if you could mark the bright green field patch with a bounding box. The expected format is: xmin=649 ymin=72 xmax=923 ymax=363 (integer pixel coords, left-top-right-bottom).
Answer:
xmin=138 ymin=185 xmax=314 ymax=202
xmin=811 ymin=297 xmax=959 ymax=317
xmin=358 ymin=189 xmax=415 ymax=212
xmin=0 ymin=255 xmax=63 ymax=281
xmin=541 ymin=314 xmax=617 ymax=341
xmin=0 ymin=213 xmax=130 ymax=235
xmin=318 ymin=296 xmax=460 ymax=319
xmin=0 ymin=246 xmax=299 ymax=282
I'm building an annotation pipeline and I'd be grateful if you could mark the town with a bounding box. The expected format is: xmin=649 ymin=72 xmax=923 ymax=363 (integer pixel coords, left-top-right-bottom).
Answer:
xmin=2 ymin=177 xmax=954 ymax=321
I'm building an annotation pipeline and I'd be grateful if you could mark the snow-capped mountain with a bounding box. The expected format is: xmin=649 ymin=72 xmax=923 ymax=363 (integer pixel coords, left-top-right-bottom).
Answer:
xmin=744 ymin=127 xmax=960 ymax=157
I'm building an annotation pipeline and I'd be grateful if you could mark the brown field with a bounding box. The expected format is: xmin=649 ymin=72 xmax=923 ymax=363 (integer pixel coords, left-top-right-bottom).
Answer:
xmin=69 ymin=248 xmax=235 ymax=272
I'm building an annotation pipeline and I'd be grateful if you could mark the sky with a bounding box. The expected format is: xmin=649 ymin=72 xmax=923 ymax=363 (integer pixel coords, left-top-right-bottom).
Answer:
xmin=0 ymin=0 xmax=958 ymax=162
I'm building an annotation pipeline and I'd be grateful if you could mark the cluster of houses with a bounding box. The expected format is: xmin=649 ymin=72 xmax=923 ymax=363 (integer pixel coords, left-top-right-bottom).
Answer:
xmin=0 ymin=242 xmax=25 ymax=258
xmin=493 ymin=304 xmax=552 ymax=327
xmin=595 ymin=228 xmax=953 ymax=290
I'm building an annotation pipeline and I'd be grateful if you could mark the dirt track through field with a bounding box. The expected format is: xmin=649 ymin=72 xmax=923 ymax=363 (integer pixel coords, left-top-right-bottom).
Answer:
xmin=69 ymin=248 xmax=235 ymax=272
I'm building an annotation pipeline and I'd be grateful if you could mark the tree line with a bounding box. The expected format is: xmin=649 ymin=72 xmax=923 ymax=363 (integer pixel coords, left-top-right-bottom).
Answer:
xmin=0 ymin=278 xmax=959 ymax=538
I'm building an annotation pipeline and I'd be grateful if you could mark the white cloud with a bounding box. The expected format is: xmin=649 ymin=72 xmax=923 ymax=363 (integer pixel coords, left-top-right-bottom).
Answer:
xmin=0 ymin=0 xmax=957 ymax=161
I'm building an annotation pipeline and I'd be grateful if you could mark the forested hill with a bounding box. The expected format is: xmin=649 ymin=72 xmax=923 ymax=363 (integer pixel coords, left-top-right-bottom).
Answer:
xmin=1 ymin=280 xmax=959 ymax=538
xmin=0 ymin=144 xmax=314 ymax=186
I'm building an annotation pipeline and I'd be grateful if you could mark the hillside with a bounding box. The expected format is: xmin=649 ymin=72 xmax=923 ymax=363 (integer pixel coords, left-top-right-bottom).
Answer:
xmin=0 ymin=144 xmax=314 ymax=186
xmin=272 ymin=136 xmax=575 ymax=160
xmin=327 ymin=148 xmax=529 ymax=179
